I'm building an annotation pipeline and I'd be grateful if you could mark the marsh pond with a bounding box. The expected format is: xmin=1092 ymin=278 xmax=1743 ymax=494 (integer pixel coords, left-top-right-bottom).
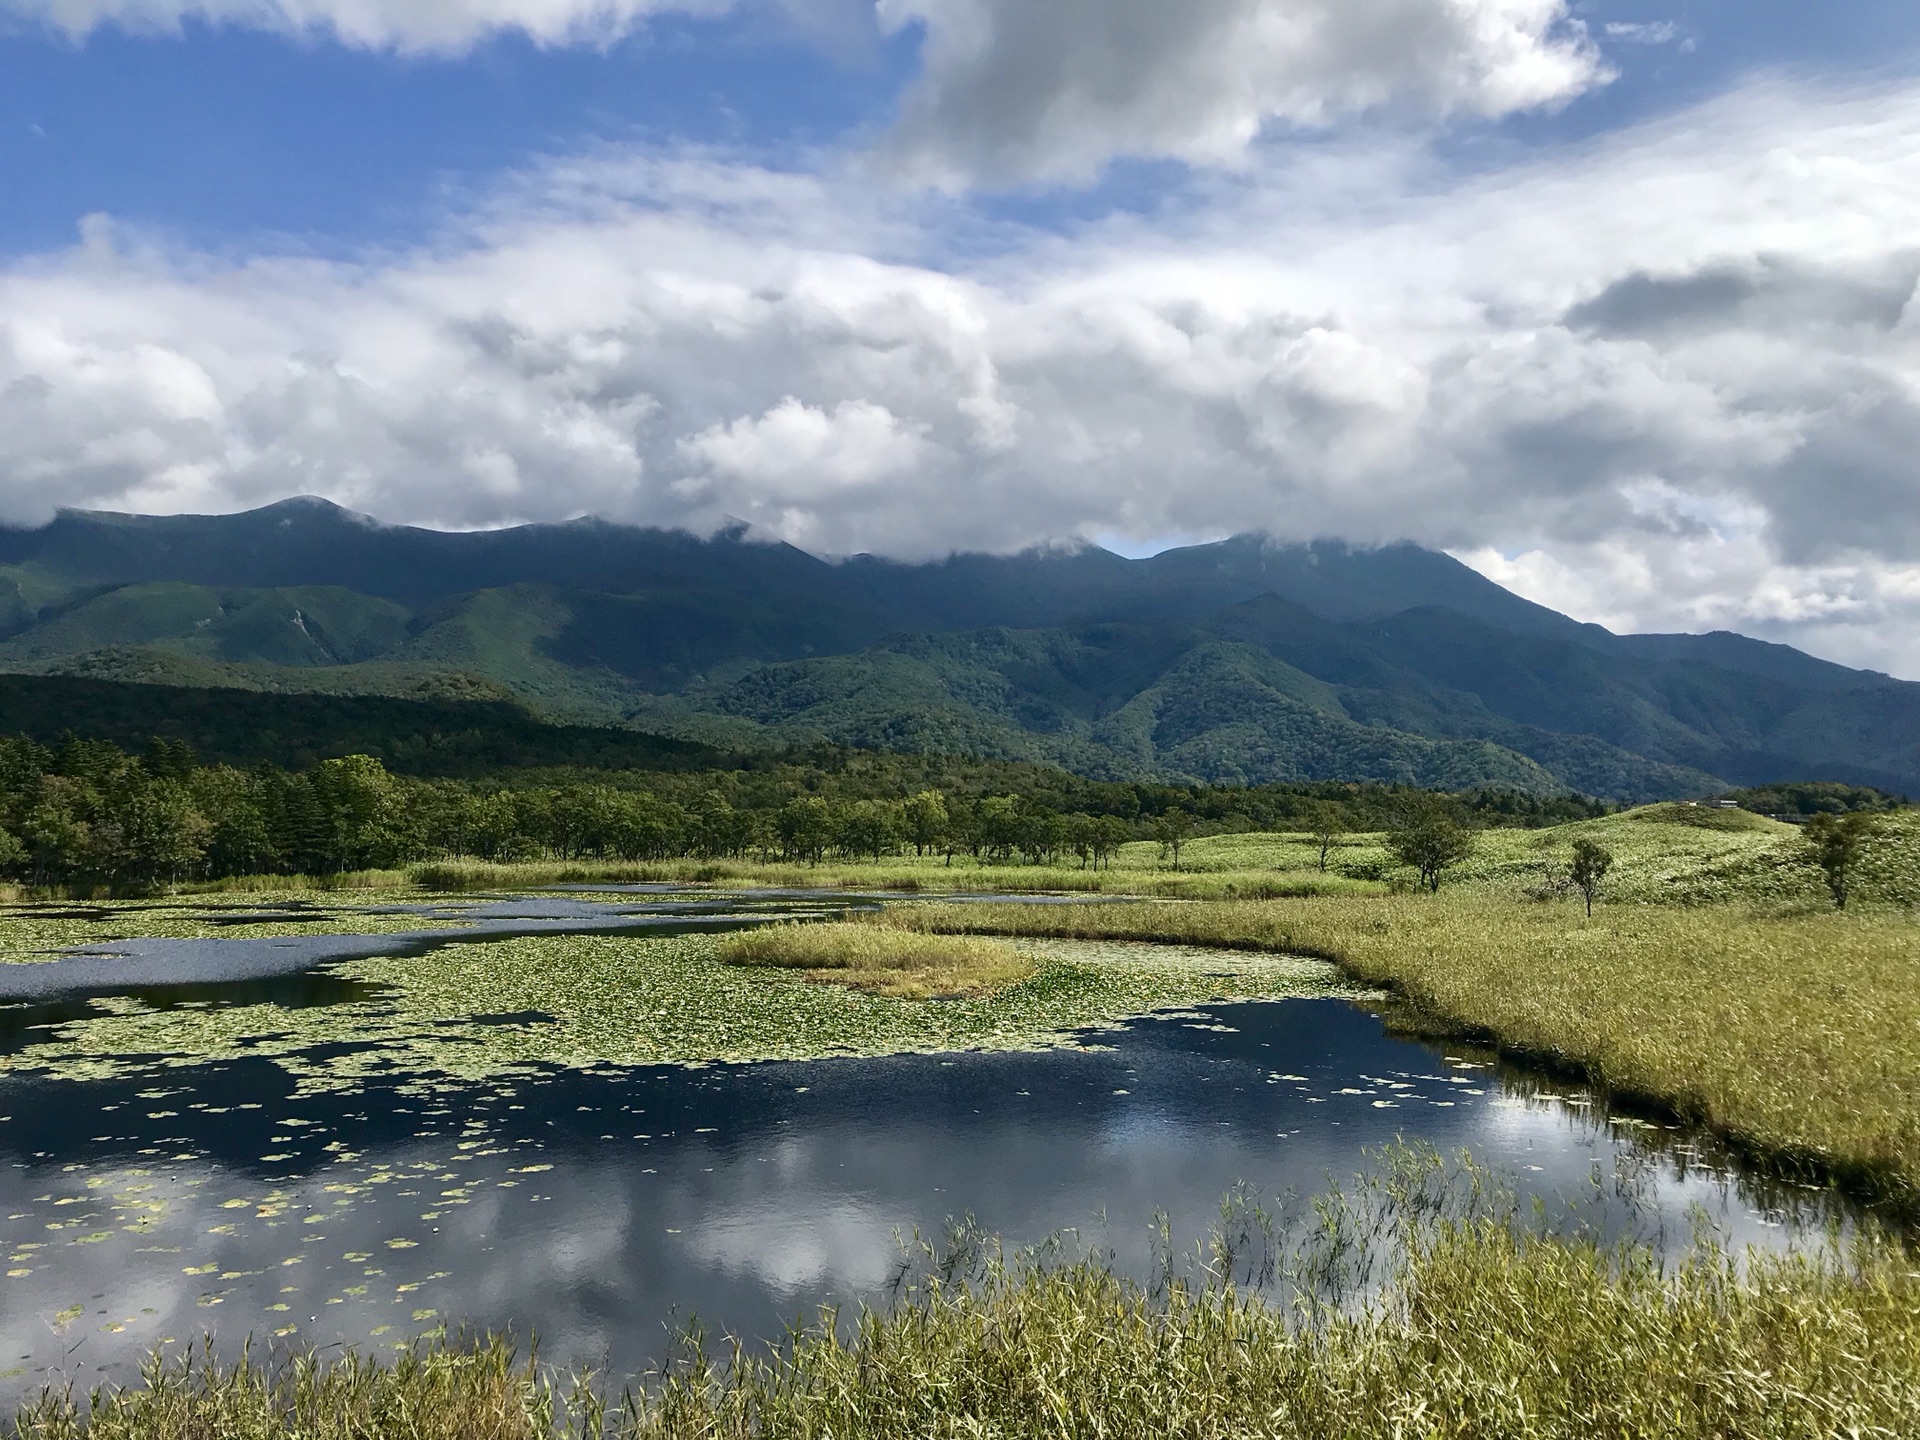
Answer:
xmin=0 ymin=887 xmax=1857 ymax=1394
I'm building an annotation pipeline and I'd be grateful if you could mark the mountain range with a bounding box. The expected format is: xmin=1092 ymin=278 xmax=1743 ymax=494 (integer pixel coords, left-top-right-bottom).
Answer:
xmin=0 ymin=497 xmax=1911 ymax=802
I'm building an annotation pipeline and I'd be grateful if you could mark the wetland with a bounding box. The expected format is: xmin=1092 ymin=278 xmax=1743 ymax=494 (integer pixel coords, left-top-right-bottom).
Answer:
xmin=0 ymin=884 xmax=1885 ymax=1405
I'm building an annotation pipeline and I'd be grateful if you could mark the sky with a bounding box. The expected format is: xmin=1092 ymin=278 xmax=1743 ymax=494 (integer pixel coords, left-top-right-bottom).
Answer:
xmin=3 ymin=3 xmax=1920 ymax=675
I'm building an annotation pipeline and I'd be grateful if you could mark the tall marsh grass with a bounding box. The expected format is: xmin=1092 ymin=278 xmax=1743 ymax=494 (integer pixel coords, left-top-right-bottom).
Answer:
xmin=395 ymin=855 xmax=1376 ymax=900
xmin=17 ymin=1157 xmax=1919 ymax=1439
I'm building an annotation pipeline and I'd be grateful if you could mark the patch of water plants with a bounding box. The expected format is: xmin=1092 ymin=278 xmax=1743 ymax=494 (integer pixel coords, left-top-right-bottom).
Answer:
xmin=0 ymin=895 xmax=481 ymax=964
xmin=0 ymin=932 xmax=1364 ymax=1094
xmin=715 ymin=922 xmax=1038 ymax=998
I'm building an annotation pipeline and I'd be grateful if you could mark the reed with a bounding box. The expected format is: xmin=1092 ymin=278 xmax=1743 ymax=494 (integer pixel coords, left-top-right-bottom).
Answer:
xmin=16 ymin=1190 xmax=1918 ymax=1440
xmin=395 ymin=855 xmax=1376 ymax=900
xmin=10 ymin=1336 xmax=570 ymax=1440
xmin=715 ymin=922 xmax=1035 ymax=999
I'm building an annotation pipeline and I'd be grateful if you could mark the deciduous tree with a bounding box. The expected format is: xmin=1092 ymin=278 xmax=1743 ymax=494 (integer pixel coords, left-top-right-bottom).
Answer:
xmin=1154 ymin=808 xmax=1195 ymax=870
xmin=1303 ymin=801 xmax=1344 ymax=873
xmin=1804 ymin=812 xmax=1876 ymax=909
xmin=1568 ymin=838 xmax=1613 ymax=918
xmin=1385 ymin=797 xmax=1477 ymax=894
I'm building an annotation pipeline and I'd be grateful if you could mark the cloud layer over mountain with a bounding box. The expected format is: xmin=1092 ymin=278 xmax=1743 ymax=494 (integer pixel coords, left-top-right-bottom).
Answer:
xmin=1 ymin=4 xmax=1918 ymax=675
xmin=6 ymin=0 xmax=1605 ymax=182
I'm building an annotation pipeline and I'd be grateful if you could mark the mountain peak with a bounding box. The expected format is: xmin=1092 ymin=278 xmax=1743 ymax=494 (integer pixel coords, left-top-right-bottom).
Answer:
xmin=251 ymin=495 xmax=384 ymax=528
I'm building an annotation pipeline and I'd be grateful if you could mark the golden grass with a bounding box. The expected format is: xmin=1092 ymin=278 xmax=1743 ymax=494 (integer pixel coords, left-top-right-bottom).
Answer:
xmin=404 ymin=856 xmax=1376 ymax=900
xmin=715 ymin=922 xmax=1037 ymax=1000
xmin=17 ymin=1220 xmax=1920 ymax=1439
xmin=11 ymin=1337 xmax=561 ymax=1440
xmin=870 ymin=895 xmax=1920 ymax=1209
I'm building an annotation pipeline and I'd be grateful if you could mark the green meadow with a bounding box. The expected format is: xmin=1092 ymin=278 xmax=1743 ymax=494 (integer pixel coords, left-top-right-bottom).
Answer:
xmin=390 ymin=801 xmax=1910 ymax=906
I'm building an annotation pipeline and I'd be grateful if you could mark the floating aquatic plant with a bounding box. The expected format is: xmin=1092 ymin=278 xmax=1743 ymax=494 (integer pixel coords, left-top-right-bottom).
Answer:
xmin=0 ymin=932 xmax=1361 ymax=1094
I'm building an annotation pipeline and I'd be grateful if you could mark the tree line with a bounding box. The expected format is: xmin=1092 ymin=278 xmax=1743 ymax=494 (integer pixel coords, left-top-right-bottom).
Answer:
xmin=0 ymin=735 xmax=1604 ymax=889
xmin=0 ymin=740 xmax=1148 ymax=884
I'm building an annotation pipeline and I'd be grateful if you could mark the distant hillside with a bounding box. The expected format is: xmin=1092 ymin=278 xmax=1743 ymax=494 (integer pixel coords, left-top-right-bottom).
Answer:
xmin=0 ymin=498 xmax=1912 ymax=800
xmin=0 ymin=673 xmax=727 ymax=776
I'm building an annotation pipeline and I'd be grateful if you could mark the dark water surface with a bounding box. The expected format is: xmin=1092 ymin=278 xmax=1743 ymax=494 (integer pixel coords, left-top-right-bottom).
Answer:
xmin=0 ymin=891 xmax=1850 ymax=1397
xmin=0 ymin=893 xmax=866 ymax=1003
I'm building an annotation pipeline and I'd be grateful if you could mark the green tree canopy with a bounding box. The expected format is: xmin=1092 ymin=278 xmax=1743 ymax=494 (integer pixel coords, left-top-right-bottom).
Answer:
xmin=1385 ymin=796 xmax=1478 ymax=894
xmin=1804 ymin=812 xmax=1877 ymax=909
xmin=1568 ymin=838 xmax=1613 ymax=918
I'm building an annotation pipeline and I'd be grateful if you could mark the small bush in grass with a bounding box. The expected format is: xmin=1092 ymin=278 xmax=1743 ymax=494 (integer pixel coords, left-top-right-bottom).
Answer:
xmin=717 ymin=922 xmax=1035 ymax=999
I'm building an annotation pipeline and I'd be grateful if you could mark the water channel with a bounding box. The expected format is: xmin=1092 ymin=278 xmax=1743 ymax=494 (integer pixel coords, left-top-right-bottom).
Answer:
xmin=0 ymin=888 xmax=1852 ymax=1397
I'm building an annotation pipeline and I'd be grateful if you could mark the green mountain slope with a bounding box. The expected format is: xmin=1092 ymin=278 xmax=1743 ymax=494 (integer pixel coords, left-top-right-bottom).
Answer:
xmin=0 ymin=582 xmax=411 ymax=668
xmin=691 ymin=622 xmax=1715 ymax=800
xmin=0 ymin=674 xmax=725 ymax=775
xmin=0 ymin=498 xmax=1909 ymax=799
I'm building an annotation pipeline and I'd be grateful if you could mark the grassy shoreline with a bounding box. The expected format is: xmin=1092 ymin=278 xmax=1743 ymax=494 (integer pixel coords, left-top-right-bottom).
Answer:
xmin=14 ymin=1193 xmax=1919 ymax=1439
xmin=868 ymin=897 xmax=1920 ymax=1215
xmin=404 ymin=855 xmax=1382 ymax=902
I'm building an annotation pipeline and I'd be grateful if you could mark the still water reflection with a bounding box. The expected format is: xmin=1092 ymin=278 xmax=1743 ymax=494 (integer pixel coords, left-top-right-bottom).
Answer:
xmin=0 ymin=993 xmax=1832 ymax=1397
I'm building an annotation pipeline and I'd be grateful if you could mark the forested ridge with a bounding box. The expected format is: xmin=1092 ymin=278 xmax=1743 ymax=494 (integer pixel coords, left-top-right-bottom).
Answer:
xmin=2 ymin=501 xmax=1915 ymax=798
xmin=0 ymin=673 xmax=726 ymax=775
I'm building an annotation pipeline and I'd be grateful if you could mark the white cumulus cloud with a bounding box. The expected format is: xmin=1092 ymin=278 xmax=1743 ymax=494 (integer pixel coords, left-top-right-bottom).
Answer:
xmin=878 ymin=0 xmax=1609 ymax=185
xmin=5 ymin=80 xmax=1920 ymax=670
xmin=678 ymin=397 xmax=939 ymax=544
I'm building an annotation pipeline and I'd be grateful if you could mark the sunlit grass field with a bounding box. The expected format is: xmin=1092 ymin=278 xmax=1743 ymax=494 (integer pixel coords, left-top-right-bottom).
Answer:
xmin=388 ymin=804 xmax=1915 ymax=907
xmin=42 ymin=802 xmax=1892 ymax=911
xmin=0 ymin=803 xmax=1908 ymax=912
